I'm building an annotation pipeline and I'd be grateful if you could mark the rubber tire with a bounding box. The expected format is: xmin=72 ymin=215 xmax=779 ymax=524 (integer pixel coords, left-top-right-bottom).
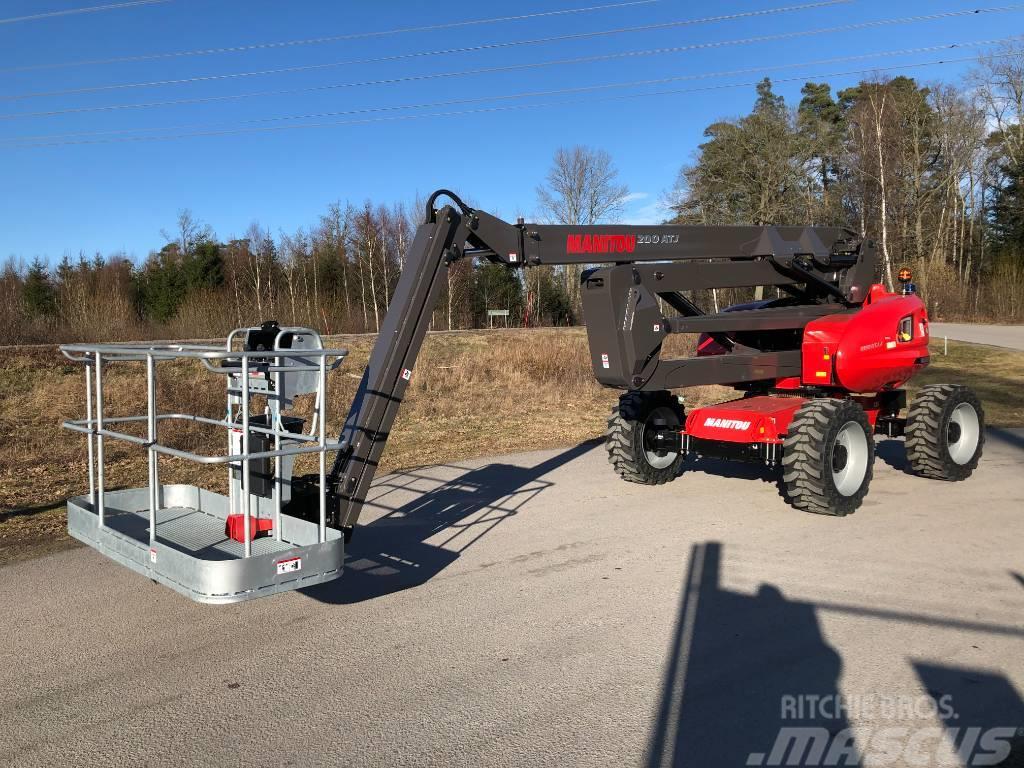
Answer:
xmin=782 ymin=398 xmax=874 ymax=517
xmin=905 ymin=384 xmax=984 ymax=481
xmin=606 ymin=391 xmax=685 ymax=485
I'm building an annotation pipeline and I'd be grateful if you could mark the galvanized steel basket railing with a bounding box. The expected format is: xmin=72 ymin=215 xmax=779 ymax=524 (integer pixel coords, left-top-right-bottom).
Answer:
xmin=59 ymin=338 xmax=348 ymax=558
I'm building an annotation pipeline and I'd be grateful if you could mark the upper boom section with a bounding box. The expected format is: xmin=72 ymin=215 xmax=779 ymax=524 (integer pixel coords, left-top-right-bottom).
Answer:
xmin=426 ymin=190 xmax=875 ymax=305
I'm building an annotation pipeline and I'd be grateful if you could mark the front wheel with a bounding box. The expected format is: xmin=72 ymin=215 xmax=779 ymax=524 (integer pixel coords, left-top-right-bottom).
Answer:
xmin=782 ymin=398 xmax=874 ymax=516
xmin=606 ymin=391 xmax=685 ymax=485
xmin=905 ymin=384 xmax=984 ymax=480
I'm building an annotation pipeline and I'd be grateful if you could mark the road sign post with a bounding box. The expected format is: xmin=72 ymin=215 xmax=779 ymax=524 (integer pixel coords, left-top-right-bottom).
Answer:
xmin=487 ymin=309 xmax=510 ymax=329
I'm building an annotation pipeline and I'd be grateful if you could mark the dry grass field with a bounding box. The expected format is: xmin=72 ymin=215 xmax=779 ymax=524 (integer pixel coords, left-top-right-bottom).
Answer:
xmin=1 ymin=329 xmax=1020 ymax=564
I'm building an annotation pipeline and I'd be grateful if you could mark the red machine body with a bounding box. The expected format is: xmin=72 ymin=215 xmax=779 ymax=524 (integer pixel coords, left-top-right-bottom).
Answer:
xmin=685 ymin=392 xmax=896 ymax=447
xmin=684 ymin=284 xmax=929 ymax=448
xmin=802 ymin=287 xmax=930 ymax=392
xmin=686 ymin=395 xmax=803 ymax=445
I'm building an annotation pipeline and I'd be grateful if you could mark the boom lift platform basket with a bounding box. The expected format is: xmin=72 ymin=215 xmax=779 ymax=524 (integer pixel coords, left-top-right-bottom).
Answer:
xmin=60 ymin=325 xmax=348 ymax=604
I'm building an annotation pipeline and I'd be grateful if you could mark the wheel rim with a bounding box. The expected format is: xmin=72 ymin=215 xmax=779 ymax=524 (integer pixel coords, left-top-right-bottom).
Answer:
xmin=831 ymin=420 xmax=868 ymax=496
xmin=642 ymin=406 xmax=680 ymax=469
xmin=947 ymin=402 xmax=980 ymax=465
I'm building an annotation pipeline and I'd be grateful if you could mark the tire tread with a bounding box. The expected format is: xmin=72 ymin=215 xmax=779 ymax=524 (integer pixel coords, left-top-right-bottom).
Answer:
xmin=782 ymin=398 xmax=874 ymax=517
xmin=905 ymin=384 xmax=984 ymax=480
xmin=606 ymin=391 xmax=684 ymax=485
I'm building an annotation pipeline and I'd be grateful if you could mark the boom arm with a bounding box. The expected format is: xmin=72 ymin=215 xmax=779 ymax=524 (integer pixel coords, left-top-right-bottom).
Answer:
xmin=327 ymin=190 xmax=876 ymax=533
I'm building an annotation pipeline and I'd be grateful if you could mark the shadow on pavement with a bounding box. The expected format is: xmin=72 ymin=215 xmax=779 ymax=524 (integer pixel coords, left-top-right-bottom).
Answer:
xmin=645 ymin=542 xmax=860 ymax=767
xmin=874 ymin=438 xmax=909 ymax=472
xmin=682 ymin=456 xmax=778 ymax=484
xmin=2 ymin=487 xmax=125 ymax=521
xmin=302 ymin=440 xmax=599 ymax=605
xmin=914 ymin=662 xmax=1024 ymax=767
xmin=988 ymin=427 xmax=1024 ymax=454
xmin=645 ymin=545 xmax=1024 ymax=767
xmin=834 ymin=428 xmax=1020 ymax=473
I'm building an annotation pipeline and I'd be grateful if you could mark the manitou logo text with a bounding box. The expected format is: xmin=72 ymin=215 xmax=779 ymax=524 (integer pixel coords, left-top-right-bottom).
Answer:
xmin=566 ymin=234 xmax=637 ymax=255
xmin=704 ymin=417 xmax=752 ymax=430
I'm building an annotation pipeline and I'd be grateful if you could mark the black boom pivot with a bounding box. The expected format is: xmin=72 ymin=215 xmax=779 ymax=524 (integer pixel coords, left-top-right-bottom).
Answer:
xmin=325 ymin=189 xmax=878 ymax=535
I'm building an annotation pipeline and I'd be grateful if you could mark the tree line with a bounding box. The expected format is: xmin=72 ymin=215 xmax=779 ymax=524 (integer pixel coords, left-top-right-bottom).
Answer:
xmin=1 ymin=200 xmax=567 ymax=345
xmin=671 ymin=45 xmax=1024 ymax=319
xmin=3 ymin=43 xmax=1023 ymax=344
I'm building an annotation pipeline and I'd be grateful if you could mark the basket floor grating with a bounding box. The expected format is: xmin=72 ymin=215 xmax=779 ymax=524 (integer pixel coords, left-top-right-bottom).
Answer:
xmin=103 ymin=506 xmax=292 ymax=561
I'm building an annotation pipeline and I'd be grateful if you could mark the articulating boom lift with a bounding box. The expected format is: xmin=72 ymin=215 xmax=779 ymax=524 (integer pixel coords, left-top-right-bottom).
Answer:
xmin=61 ymin=189 xmax=983 ymax=603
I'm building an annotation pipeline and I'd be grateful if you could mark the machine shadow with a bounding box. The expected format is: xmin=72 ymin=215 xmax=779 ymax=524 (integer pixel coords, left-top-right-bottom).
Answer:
xmin=681 ymin=455 xmax=778 ymax=483
xmin=988 ymin=426 xmax=1024 ymax=453
xmin=1 ymin=500 xmax=66 ymax=521
xmin=684 ymin=427 xmax=1020 ymax=477
xmin=876 ymin=426 xmax=1020 ymax=472
xmin=913 ymin=662 xmax=1024 ymax=766
xmin=646 ymin=542 xmax=861 ymax=768
xmin=302 ymin=440 xmax=599 ymax=605
xmin=874 ymin=438 xmax=909 ymax=471
xmin=2 ymin=487 xmax=129 ymax=521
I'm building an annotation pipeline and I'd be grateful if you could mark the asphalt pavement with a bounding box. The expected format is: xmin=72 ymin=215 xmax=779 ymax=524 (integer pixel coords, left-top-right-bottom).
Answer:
xmin=2 ymin=431 xmax=1023 ymax=767
xmin=930 ymin=323 xmax=1024 ymax=352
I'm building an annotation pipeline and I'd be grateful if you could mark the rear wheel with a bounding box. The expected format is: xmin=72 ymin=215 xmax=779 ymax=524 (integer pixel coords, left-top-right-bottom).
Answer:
xmin=606 ymin=391 xmax=685 ymax=485
xmin=782 ymin=398 xmax=874 ymax=516
xmin=905 ymin=384 xmax=984 ymax=480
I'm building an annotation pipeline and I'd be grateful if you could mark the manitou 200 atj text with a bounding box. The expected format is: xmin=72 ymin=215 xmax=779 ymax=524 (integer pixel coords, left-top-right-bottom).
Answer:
xmin=59 ymin=190 xmax=983 ymax=602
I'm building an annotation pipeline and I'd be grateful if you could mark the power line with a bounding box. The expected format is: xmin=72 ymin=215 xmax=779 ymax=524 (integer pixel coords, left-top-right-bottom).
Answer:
xmin=0 ymin=4 xmax=858 ymax=122
xmin=3 ymin=4 xmax=1019 ymax=105
xmin=0 ymin=0 xmax=659 ymax=71
xmin=3 ymin=38 xmax=1015 ymax=144
xmin=2 ymin=1 xmax=856 ymax=100
xmin=0 ymin=0 xmax=170 ymax=25
xmin=4 ymin=57 xmax=990 ymax=148
xmin=6 ymin=47 xmax=1018 ymax=148
xmin=0 ymin=0 xmax=844 ymax=75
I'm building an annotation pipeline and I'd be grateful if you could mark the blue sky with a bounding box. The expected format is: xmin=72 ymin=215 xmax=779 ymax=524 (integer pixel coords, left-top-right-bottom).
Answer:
xmin=1 ymin=0 xmax=1020 ymax=263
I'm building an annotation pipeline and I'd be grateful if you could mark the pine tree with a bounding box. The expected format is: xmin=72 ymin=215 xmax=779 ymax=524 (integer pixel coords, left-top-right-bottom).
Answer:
xmin=798 ymin=82 xmax=845 ymax=221
xmin=754 ymin=77 xmax=786 ymax=118
xmin=989 ymin=130 xmax=1024 ymax=252
xmin=673 ymin=78 xmax=808 ymax=226
xmin=23 ymin=258 xmax=56 ymax=317
xmin=183 ymin=240 xmax=225 ymax=290
xmin=135 ymin=244 xmax=186 ymax=323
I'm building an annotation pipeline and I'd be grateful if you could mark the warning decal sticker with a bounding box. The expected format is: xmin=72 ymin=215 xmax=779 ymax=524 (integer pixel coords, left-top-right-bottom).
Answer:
xmin=276 ymin=557 xmax=302 ymax=576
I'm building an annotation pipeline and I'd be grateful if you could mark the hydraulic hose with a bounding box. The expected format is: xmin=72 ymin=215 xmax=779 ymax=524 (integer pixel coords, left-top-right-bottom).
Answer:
xmin=425 ymin=189 xmax=473 ymax=222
